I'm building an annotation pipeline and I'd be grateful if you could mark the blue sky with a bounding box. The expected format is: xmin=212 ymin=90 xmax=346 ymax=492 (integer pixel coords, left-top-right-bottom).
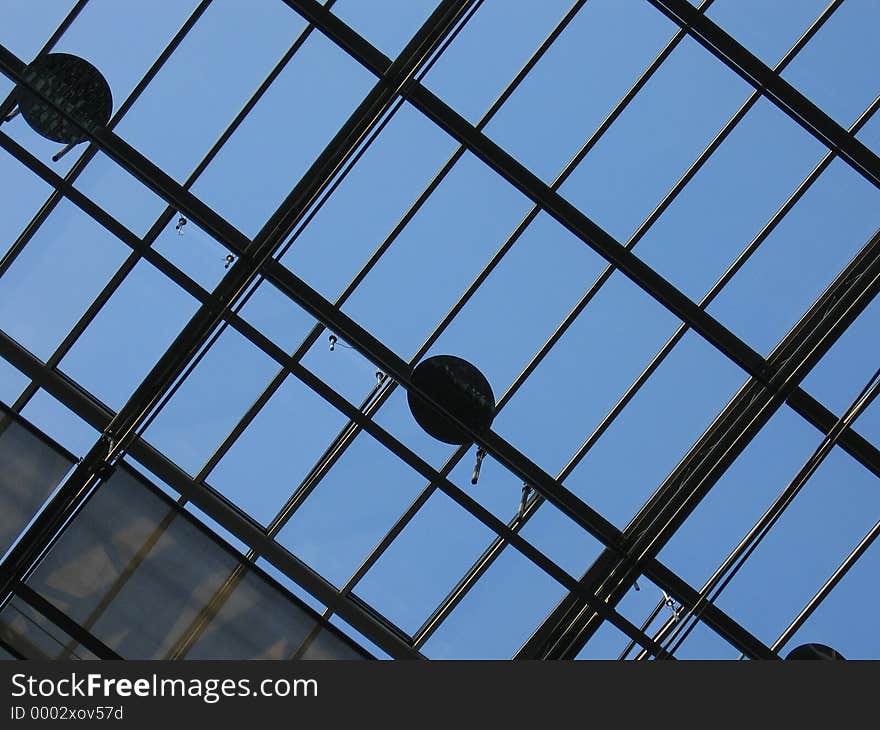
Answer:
xmin=0 ymin=0 xmax=878 ymax=660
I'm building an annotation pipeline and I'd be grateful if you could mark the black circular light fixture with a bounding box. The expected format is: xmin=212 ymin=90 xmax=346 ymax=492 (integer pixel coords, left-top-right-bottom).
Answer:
xmin=407 ymin=355 xmax=495 ymax=445
xmin=785 ymin=643 xmax=846 ymax=660
xmin=15 ymin=53 xmax=112 ymax=144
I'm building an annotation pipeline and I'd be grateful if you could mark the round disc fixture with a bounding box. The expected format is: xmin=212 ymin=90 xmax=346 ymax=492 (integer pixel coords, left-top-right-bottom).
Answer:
xmin=785 ymin=643 xmax=845 ymax=660
xmin=407 ymin=355 xmax=495 ymax=445
xmin=15 ymin=53 xmax=113 ymax=144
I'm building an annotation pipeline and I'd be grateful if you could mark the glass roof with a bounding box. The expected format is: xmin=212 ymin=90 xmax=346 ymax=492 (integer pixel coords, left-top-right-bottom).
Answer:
xmin=0 ymin=0 xmax=878 ymax=660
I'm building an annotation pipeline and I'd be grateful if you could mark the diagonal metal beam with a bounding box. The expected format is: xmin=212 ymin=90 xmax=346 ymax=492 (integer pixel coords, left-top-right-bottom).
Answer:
xmin=517 ymin=227 xmax=880 ymax=659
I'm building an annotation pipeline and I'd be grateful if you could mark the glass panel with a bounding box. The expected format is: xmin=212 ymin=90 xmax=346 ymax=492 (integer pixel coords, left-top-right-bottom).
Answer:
xmin=635 ymin=98 xmax=825 ymax=302
xmin=426 ymin=211 xmax=605 ymax=404
xmin=142 ymin=326 xmax=279 ymax=475
xmin=0 ymin=198 xmax=129 ymax=360
xmin=207 ymin=369 xmax=350 ymax=526
xmin=25 ymin=465 xmax=368 ymax=659
xmin=73 ymin=150 xmax=168 ymax=238
xmin=781 ymin=535 xmax=880 ymax=660
xmin=354 ymin=489 xmax=496 ymax=634
xmin=54 ymin=0 xmax=202 ymax=115
xmin=421 ymin=0 xmax=574 ymax=123
xmin=3 ymin=0 xmax=201 ymax=174
xmin=341 ymin=152 xmax=531 ymax=359
xmin=575 ymin=619 xmax=629 ymax=660
xmin=659 ymin=407 xmax=819 ymax=589
xmin=153 ymin=215 xmax=232 ymax=292
xmin=715 ymin=446 xmax=880 ymax=645
xmin=420 ymin=546 xmax=568 ymax=659
xmin=564 ymin=330 xmax=746 ymax=530
xmin=191 ymin=31 xmax=375 ymax=237
xmin=280 ymin=102 xmax=457 ymax=303
xmin=672 ymin=619 xmax=741 ymax=659
xmin=708 ymin=158 xmax=880 ymax=357
xmin=485 ymin=0 xmax=675 ymax=181
xmin=0 ymin=357 xmax=28 ymax=406
xmin=0 ymin=407 xmax=74 ymax=557
xmin=59 ymin=259 xmax=200 ymax=411
xmin=855 ymin=101 xmax=880 ymax=157
xmin=19 ymin=389 xmax=100 ymax=457
xmin=559 ymin=35 xmax=751 ymax=243
xmin=0 ymin=0 xmax=78 ymax=60
xmin=0 ymin=150 xmax=54 ymax=261
xmin=332 ymin=0 xmax=439 ymax=59
xmin=493 ymin=272 xmax=679 ymax=477
xmin=800 ymin=292 xmax=880 ymax=417
xmin=237 ymin=279 xmax=317 ymax=355
xmin=183 ymin=567 xmax=323 ymax=660
xmin=0 ymin=597 xmax=96 ymax=660
xmin=518 ymin=498 xmax=604 ymax=579
xmin=114 ymin=0 xmax=306 ymax=183
xmin=706 ymin=0 xmax=827 ymax=68
xmin=275 ymin=431 xmax=425 ymax=587
xmin=782 ymin=0 xmax=880 ymax=128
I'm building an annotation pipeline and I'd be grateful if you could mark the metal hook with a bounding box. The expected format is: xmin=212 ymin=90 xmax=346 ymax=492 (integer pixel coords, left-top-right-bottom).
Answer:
xmin=224 ymin=254 xmax=235 ymax=269
xmin=518 ymin=482 xmax=531 ymax=520
xmin=471 ymin=447 xmax=486 ymax=485
xmin=328 ymin=334 xmax=337 ymax=352
xmin=175 ymin=215 xmax=187 ymax=234
xmin=52 ymin=141 xmax=76 ymax=162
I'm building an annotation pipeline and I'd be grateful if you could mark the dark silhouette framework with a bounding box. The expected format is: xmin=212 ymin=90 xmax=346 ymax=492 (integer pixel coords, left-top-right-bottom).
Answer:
xmin=0 ymin=0 xmax=878 ymax=659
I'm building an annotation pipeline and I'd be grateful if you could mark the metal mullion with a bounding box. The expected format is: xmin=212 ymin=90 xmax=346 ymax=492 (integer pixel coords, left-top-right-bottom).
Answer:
xmin=0 ymin=31 xmax=868 ymax=668
xmin=646 ymin=0 xmax=880 ymax=190
xmin=0 ymin=318 xmax=667 ymax=660
xmin=88 ymin=297 xmax=666 ymax=659
xmin=0 ymin=132 xmax=215 ymax=413
xmin=555 ymin=95 xmax=880 ymax=504
xmin=0 ymin=0 xmax=464 ymax=466
xmin=190 ymin=101 xmax=406 ymax=485
xmin=9 ymin=0 xmax=338 ymax=420
xmin=0 ymin=1 xmax=213 ymax=281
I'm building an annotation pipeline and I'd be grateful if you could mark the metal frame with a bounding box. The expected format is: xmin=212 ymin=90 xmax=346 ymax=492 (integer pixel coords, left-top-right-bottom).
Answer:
xmin=0 ymin=0 xmax=877 ymax=660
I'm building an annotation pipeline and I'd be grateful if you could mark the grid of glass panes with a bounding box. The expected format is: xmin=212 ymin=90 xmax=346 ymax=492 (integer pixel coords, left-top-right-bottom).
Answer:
xmin=0 ymin=0 xmax=878 ymax=660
